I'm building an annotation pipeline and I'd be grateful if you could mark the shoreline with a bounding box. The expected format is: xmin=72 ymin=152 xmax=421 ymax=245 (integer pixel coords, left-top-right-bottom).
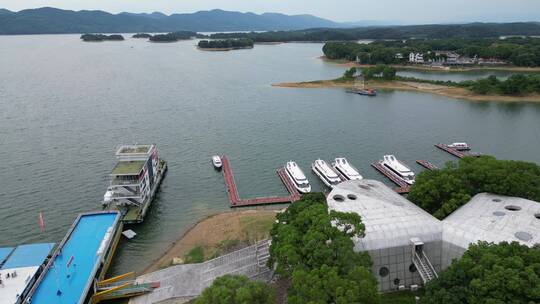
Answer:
xmin=319 ymin=56 xmax=540 ymax=73
xmin=272 ymin=79 xmax=540 ymax=103
xmin=142 ymin=209 xmax=279 ymax=274
xmin=197 ymin=46 xmax=254 ymax=51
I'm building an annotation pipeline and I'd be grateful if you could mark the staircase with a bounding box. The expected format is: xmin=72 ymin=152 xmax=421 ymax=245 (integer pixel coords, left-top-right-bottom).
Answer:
xmin=413 ymin=251 xmax=438 ymax=284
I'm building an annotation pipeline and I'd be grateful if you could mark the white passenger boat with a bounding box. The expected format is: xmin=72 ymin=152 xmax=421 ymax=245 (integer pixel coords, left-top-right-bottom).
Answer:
xmin=103 ymin=187 xmax=113 ymax=207
xmin=312 ymin=159 xmax=342 ymax=188
xmin=380 ymin=155 xmax=415 ymax=185
xmin=333 ymin=158 xmax=363 ymax=181
xmin=212 ymin=155 xmax=222 ymax=169
xmin=285 ymin=161 xmax=311 ymax=193
xmin=447 ymin=142 xmax=471 ymax=151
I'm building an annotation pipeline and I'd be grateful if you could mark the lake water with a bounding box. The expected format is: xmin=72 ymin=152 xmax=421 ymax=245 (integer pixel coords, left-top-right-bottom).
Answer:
xmin=1 ymin=35 xmax=539 ymax=275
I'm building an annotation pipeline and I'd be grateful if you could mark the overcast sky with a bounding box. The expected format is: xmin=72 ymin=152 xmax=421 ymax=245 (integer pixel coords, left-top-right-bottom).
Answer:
xmin=0 ymin=0 xmax=539 ymax=23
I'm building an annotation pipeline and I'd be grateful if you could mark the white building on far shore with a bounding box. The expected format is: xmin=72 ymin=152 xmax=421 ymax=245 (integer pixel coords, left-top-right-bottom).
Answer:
xmin=408 ymin=52 xmax=424 ymax=63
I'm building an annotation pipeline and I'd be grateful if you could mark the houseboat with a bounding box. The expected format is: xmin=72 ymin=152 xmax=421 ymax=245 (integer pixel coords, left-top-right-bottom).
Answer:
xmin=346 ymin=88 xmax=377 ymax=96
xmin=285 ymin=161 xmax=311 ymax=193
xmin=312 ymin=159 xmax=342 ymax=188
xmin=380 ymin=155 xmax=415 ymax=185
xmin=102 ymin=144 xmax=167 ymax=224
xmin=24 ymin=211 xmax=123 ymax=304
xmin=333 ymin=158 xmax=363 ymax=181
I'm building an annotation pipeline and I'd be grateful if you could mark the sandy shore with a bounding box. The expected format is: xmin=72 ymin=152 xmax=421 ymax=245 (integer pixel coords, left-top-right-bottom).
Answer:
xmin=142 ymin=209 xmax=279 ymax=274
xmin=272 ymin=79 xmax=540 ymax=103
xmin=319 ymin=56 xmax=540 ymax=73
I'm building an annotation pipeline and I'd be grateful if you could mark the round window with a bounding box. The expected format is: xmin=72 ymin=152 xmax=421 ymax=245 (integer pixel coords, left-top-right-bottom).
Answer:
xmin=333 ymin=195 xmax=345 ymax=202
xmin=505 ymin=205 xmax=521 ymax=211
xmin=492 ymin=198 xmax=502 ymax=202
xmin=409 ymin=264 xmax=417 ymax=273
xmin=379 ymin=267 xmax=389 ymax=277
xmin=347 ymin=194 xmax=357 ymax=200
xmin=535 ymin=213 xmax=540 ymax=220
xmin=393 ymin=278 xmax=400 ymax=286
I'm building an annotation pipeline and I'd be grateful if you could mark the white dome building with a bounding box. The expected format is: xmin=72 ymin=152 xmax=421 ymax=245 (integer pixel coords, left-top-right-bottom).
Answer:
xmin=326 ymin=179 xmax=540 ymax=292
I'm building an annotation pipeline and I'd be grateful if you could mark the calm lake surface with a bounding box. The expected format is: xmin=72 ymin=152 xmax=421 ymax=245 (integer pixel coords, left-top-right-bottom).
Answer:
xmin=1 ymin=35 xmax=539 ymax=275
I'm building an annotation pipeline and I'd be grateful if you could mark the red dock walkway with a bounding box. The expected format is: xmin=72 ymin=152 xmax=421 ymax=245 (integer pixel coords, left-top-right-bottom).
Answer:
xmin=435 ymin=144 xmax=466 ymax=158
xmin=371 ymin=162 xmax=410 ymax=194
xmin=416 ymin=160 xmax=438 ymax=171
xmin=220 ymin=156 xmax=301 ymax=207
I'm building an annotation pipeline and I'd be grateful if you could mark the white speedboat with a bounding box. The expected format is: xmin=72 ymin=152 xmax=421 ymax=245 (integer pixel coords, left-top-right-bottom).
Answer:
xmin=103 ymin=187 xmax=113 ymax=207
xmin=285 ymin=161 xmax=311 ymax=193
xmin=312 ymin=159 xmax=342 ymax=188
xmin=448 ymin=142 xmax=471 ymax=151
xmin=380 ymin=155 xmax=415 ymax=185
xmin=212 ymin=155 xmax=222 ymax=169
xmin=333 ymin=158 xmax=363 ymax=181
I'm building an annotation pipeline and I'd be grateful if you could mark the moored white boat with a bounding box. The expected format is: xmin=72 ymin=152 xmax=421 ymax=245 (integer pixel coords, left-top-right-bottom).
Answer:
xmin=212 ymin=155 xmax=222 ymax=169
xmin=333 ymin=158 xmax=363 ymax=181
xmin=285 ymin=161 xmax=311 ymax=193
xmin=312 ymin=159 xmax=342 ymax=188
xmin=380 ymin=155 xmax=415 ymax=185
xmin=447 ymin=142 xmax=471 ymax=151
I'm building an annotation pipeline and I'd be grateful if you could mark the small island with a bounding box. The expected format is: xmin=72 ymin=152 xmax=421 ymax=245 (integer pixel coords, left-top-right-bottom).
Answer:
xmin=132 ymin=33 xmax=152 ymax=39
xmin=197 ymin=38 xmax=254 ymax=51
xmin=80 ymin=34 xmax=124 ymax=42
xmin=149 ymin=31 xmax=197 ymax=42
xmin=274 ymin=65 xmax=540 ymax=102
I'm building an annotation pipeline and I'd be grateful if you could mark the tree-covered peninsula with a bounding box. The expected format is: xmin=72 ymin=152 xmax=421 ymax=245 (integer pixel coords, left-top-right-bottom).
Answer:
xmin=132 ymin=33 xmax=152 ymax=38
xmin=149 ymin=31 xmax=198 ymax=42
xmin=197 ymin=39 xmax=254 ymax=50
xmin=80 ymin=34 xmax=124 ymax=42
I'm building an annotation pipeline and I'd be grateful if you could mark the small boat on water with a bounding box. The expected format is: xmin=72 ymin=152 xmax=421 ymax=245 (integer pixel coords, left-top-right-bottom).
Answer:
xmin=312 ymin=159 xmax=342 ymax=188
xmin=285 ymin=161 xmax=311 ymax=193
xmin=447 ymin=142 xmax=471 ymax=151
xmin=380 ymin=155 xmax=415 ymax=185
xmin=347 ymin=88 xmax=377 ymax=96
xmin=212 ymin=155 xmax=223 ymax=169
xmin=333 ymin=158 xmax=363 ymax=181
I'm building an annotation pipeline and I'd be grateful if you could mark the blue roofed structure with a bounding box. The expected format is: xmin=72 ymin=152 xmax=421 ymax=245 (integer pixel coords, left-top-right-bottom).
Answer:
xmin=0 ymin=247 xmax=15 ymax=266
xmin=1 ymin=244 xmax=54 ymax=270
xmin=0 ymin=243 xmax=54 ymax=304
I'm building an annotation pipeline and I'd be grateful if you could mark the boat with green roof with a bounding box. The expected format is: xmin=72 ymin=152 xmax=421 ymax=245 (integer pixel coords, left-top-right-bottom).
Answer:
xmin=102 ymin=144 xmax=167 ymax=224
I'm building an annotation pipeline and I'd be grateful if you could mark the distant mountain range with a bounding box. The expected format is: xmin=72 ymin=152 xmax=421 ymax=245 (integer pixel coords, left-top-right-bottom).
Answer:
xmin=0 ymin=7 xmax=342 ymax=34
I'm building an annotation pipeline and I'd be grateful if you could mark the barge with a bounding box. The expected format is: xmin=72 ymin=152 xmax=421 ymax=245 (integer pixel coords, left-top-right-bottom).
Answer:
xmin=103 ymin=144 xmax=167 ymax=224
xmin=24 ymin=211 xmax=122 ymax=304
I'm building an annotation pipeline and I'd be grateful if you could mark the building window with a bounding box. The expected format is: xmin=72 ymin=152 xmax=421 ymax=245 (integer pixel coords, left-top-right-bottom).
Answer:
xmin=379 ymin=267 xmax=389 ymax=277
xmin=393 ymin=278 xmax=400 ymax=286
xmin=347 ymin=194 xmax=357 ymax=200
xmin=409 ymin=264 xmax=417 ymax=273
xmin=333 ymin=195 xmax=345 ymax=202
xmin=505 ymin=205 xmax=521 ymax=211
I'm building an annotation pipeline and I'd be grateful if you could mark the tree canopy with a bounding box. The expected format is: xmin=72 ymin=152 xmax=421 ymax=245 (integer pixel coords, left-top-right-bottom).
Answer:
xmin=195 ymin=275 xmax=275 ymax=304
xmin=422 ymin=242 xmax=540 ymax=304
xmin=268 ymin=193 xmax=378 ymax=303
xmin=408 ymin=156 xmax=540 ymax=219
xmin=149 ymin=31 xmax=197 ymax=42
xmin=198 ymin=39 xmax=254 ymax=49
xmin=322 ymin=37 xmax=540 ymax=67
xmin=80 ymin=34 xmax=124 ymax=41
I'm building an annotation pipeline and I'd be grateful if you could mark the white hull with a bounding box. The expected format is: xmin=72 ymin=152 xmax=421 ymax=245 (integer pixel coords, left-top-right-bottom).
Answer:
xmin=382 ymin=163 xmax=415 ymax=185
xmin=285 ymin=168 xmax=311 ymax=193
xmin=333 ymin=158 xmax=363 ymax=181
xmin=312 ymin=161 xmax=342 ymax=188
xmin=212 ymin=156 xmax=222 ymax=169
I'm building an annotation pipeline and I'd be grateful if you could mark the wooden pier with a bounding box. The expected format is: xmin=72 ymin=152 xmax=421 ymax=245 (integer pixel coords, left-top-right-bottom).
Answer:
xmin=371 ymin=162 xmax=410 ymax=194
xmin=220 ymin=156 xmax=301 ymax=208
xmin=435 ymin=143 xmax=467 ymax=158
xmin=416 ymin=160 xmax=438 ymax=171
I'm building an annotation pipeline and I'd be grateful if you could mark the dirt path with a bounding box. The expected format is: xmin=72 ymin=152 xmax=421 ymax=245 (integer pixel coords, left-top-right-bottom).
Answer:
xmin=142 ymin=209 xmax=279 ymax=274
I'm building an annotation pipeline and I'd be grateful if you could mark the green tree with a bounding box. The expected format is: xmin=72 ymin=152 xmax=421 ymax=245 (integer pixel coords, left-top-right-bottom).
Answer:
xmin=422 ymin=242 xmax=540 ymax=304
xmin=195 ymin=275 xmax=275 ymax=304
xmin=382 ymin=66 xmax=397 ymax=80
xmin=408 ymin=156 xmax=540 ymax=219
xmin=288 ymin=265 xmax=380 ymax=304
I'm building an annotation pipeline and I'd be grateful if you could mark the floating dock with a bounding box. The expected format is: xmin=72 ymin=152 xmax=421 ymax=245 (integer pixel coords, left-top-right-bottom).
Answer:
xmin=416 ymin=160 xmax=438 ymax=171
xmin=25 ymin=211 xmax=123 ymax=304
xmin=371 ymin=162 xmax=410 ymax=194
xmin=221 ymin=156 xmax=301 ymax=207
xmin=435 ymin=143 xmax=467 ymax=158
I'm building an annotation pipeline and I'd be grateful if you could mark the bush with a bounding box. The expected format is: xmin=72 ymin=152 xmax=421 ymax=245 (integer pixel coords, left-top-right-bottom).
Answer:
xmin=422 ymin=242 xmax=540 ymax=304
xmin=195 ymin=275 xmax=275 ymax=304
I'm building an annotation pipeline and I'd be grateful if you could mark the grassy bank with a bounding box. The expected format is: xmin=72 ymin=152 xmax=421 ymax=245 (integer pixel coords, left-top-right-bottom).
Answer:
xmin=272 ymin=78 xmax=540 ymax=102
xmin=143 ymin=209 xmax=278 ymax=273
